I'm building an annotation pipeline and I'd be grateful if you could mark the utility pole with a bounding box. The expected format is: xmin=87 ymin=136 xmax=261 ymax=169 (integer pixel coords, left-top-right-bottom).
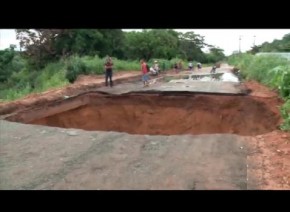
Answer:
xmin=18 ymin=32 xmax=23 ymax=52
xmin=20 ymin=34 xmax=22 ymax=52
xmin=239 ymin=35 xmax=242 ymax=53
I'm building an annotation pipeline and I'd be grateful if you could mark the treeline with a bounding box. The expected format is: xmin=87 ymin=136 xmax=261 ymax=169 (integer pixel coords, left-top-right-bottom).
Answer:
xmin=0 ymin=29 xmax=226 ymax=101
xmin=16 ymin=29 xmax=225 ymax=68
xmin=248 ymin=33 xmax=290 ymax=54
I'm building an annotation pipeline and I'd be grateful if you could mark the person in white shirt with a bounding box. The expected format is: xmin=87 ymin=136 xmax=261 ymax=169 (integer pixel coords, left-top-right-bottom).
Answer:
xmin=188 ymin=61 xmax=193 ymax=71
xmin=153 ymin=60 xmax=159 ymax=73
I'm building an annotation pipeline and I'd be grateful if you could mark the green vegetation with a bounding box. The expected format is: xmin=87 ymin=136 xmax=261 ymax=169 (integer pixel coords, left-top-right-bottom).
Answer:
xmin=248 ymin=33 xmax=290 ymax=54
xmin=15 ymin=29 xmax=225 ymax=66
xmin=280 ymin=99 xmax=290 ymax=131
xmin=244 ymin=35 xmax=290 ymax=135
xmin=2 ymin=29 xmax=290 ymax=133
xmin=228 ymin=53 xmax=290 ymax=131
xmin=2 ymin=28 xmax=226 ymax=101
xmin=0 ymin=54 xmax=142 ymax=101
xmin=0 ymin=58 xmax=68 ymax=101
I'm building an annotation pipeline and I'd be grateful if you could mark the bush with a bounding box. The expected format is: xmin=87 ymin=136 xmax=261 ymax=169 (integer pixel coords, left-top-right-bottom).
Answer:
xmin=0 ymin=83 xmax=32 ymax=101
xmin=34 ymin=62 xmax=68 ymax=92
xmin=280 ymin=98 xmax=290 ymax=131
xmin=65 ymin=56 xmax=89 ymax=83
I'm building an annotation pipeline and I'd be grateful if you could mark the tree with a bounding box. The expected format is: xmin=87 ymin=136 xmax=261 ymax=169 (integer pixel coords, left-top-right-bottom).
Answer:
xmin=53 ymin=29 xmax=105 ymax=57
xmin=178 ymin=32 xmax=207 ymax=62
xmin=257 ymin=33 xmax=290 ymax=53
xmin=98 ymin=29 xmax=125 ymax=58
xmin=15 ymin=29 xmax=127 ymax=68
xmin=123 ymin=29 xmax=179 ymax=61
xmin=248 ymin=45 xmax=261 ymax=54
xmin=209 ymin=47 xmax=225 ymax=61
xmin=0 ymin=46 xmax=16 ymax=82
xmin=16 ymin=29 xmax=64 ymax=68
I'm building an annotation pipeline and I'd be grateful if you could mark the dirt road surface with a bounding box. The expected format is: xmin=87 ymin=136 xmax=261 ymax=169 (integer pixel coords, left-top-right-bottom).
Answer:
xmin=1 ymin=65 xmax=290 ymax=189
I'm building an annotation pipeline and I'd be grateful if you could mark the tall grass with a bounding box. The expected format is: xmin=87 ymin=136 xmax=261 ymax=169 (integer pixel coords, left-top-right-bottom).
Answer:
xmin=0 ymin=55 xmax=155 ymax=101
xmin=0 ymin=60 xmax=69 ymax=101
xmin=77 ymin=55 xmax=140 ymax=74
xmin=0 ymin=83 xmax=32 ymax=101
xmin=228 ymin=53 xmax=290 ymax=131
xmin=34 ymin=61 xmax=68 ymax=92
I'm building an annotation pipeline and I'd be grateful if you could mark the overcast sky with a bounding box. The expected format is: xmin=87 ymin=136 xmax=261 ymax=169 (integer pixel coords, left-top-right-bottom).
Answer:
xmin=179 ymin=29 xmax=290 ymax=55
xmin=1 ymin=29 xmax=290 ymax=55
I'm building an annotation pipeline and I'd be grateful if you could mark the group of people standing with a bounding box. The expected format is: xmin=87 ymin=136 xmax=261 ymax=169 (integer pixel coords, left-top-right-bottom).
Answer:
xmin=104 ymin=56 xmax=157 ymax=88
xmin=173 ymin=61 xmax=202 ymax=73
xmin=104 ymin=56 xmax=208 ymax=88
xmin=188 ymin=61 xmax=202 ymax=72
xmin=140 ymin=59 xmax=162 ymax=87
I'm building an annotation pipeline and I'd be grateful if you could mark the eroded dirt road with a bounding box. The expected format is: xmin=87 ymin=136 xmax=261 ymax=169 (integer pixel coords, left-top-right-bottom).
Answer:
xmin=1 ymin=65 xmax=290 ymax=189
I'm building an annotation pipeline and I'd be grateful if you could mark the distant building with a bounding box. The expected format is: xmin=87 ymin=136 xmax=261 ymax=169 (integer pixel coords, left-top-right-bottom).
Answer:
xmin=256 ymin=52 xmax=290 ymax=60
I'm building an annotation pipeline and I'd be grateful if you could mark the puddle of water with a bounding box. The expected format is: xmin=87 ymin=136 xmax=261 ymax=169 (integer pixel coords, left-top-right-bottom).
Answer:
xmin=220 ymin=73 xmax=239 ymax=82
xmin=166 ymin=73 xmax=239 ymax=83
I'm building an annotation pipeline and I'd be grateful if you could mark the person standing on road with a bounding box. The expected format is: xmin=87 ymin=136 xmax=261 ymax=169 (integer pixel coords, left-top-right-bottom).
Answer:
xmin=210 ymin=65 xmax=217 ymax=74
xmin=153 ymin=60 xmax=159 ymax=74
xmin=197 ymin=62 xmax=202 ymax=71
xmin=174 ymin=63 xmax=178 ymax=73
xmin=188 ymin=61 xmax=193 ymax=71
xmin=140 ymin=59 xmax=149 ymax=87
xmin=104 ymin=56 xmax=114 ymax=87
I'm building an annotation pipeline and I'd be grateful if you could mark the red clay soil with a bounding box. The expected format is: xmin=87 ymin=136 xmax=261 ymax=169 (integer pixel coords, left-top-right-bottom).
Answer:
xmin=28 ymin=94 xmax=280 ymax=136
xmin=248 ymin=131 xmax=290 ymax=189
xmin=245 ymin=80 xmax=278 ymax=98
xmin=243 ymin=80 xmax=290 ymax=189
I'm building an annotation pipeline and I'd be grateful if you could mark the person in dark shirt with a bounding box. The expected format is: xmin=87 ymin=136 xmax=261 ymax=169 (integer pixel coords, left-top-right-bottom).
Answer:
xmin=210 ymin=65 xmax=217 ymax=74
xmin=104 ymin=56 xmax=113 ymax=87
xmin=197 ymin=62 xmax=202 ymax=71
xmin=174 ymin=63 xmax=178 ymax=73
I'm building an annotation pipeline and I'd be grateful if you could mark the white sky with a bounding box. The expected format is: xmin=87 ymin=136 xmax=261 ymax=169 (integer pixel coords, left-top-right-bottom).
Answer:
xmin=1 ymin=29 xmax=290 ymax=56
